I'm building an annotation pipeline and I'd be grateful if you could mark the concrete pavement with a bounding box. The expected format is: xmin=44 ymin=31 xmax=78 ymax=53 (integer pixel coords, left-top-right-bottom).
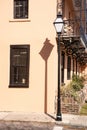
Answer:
xmin=0 ymin=112 xmax=87 ymax=127
xmin=56 ymin=114 xmax=87 ymax=127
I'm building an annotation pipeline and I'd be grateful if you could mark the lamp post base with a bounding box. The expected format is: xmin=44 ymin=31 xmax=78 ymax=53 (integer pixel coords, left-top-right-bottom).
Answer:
xmin=56 ymin=114 xmax=62 ymax=121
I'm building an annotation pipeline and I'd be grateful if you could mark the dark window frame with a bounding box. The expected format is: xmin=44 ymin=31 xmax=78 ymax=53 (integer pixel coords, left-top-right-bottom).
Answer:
xmin=14 ymin=0 xmax=28 ymax=19
xmin=9 ymin=45 xmax=30 ymax=88
xmin=62 ymin=0 xmax=65 ymax=18
xmin=67 ymin=56 xmax=71 ymax=80
xmin=61 ymin=51 xmax=65 ymax=83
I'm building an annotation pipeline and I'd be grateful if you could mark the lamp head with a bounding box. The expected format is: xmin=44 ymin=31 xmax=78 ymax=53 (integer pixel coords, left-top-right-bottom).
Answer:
xmin=53 ymin=15 xmax=63 ymax=34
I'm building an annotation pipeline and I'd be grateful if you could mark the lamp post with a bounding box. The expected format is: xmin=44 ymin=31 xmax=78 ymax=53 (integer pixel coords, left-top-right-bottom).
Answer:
xmin=53 ymin=14 xmax=63 ymax=121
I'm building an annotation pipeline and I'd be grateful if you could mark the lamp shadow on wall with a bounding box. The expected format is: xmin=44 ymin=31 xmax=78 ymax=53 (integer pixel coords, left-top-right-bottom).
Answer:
xmin=39 ymin=38 xmax=54 ymax=114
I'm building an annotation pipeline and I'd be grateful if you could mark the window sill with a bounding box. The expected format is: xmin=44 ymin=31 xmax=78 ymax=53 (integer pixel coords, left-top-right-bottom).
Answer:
xmin=9 ymin=19 xmax=31 ymax=22
xmin=9 ymin=84 xmax=29 ymax=88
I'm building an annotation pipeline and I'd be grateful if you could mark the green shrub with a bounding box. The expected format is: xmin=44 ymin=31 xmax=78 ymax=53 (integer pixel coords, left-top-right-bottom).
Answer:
xmin=80 ymin=103 xmax=87 ymax=115
xmin=71 ymin=75 xmax=84 ymax=91
xmin=61 ymin=74 xmax=84 ymax=102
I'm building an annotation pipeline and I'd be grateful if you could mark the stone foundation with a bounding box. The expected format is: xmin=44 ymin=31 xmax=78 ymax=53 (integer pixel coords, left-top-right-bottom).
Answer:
xmin=61 ymin=96 xmax=81 ymax=114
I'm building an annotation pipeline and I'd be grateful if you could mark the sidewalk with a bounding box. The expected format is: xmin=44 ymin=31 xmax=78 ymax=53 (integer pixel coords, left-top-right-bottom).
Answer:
xmin=0 ymin=112 xmax=87 ymax=127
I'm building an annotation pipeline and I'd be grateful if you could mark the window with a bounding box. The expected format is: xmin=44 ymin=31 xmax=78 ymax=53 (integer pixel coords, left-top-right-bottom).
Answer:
xmin=67 ymin=56 xmax=71 ymax=80
xmin=9 ymin=45 xmax=30 ymax=88
xmin=61 ymin=51 xmax=65 ymax=83
xmin=62 ymin=0 xmax=65 ymax=17
xmin=73 ymin=59 xmax=74 ymax=75
xmin=14 ymin=0 xmax=28 ymax=19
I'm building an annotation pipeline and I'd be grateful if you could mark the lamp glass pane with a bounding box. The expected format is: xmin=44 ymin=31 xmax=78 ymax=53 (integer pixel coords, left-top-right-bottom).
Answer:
xmin=54 ymin=17 xmax=63 ymax=33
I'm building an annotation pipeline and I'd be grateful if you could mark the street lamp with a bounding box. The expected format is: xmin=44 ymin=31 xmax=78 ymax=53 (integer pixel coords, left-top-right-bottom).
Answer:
xmin=53 ymin=14 xmax=63 ymax=121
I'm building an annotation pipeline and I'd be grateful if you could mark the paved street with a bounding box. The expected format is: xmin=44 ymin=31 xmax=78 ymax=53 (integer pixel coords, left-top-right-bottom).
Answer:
xmin=63 ymin=125 xmax=87 ymax=130
xmin=0 ymin=121 xmax=54 ymax=130
xmin=0 ymin=121 xmax=86 ymax=130
xmin=53 ymin=125 xmax=87 ymax=130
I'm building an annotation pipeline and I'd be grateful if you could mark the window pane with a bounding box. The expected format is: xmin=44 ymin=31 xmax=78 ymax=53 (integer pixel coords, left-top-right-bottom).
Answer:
xmin=67 ymin=56 xmax=71 ymax=80
xmin=12 ymin=49 xmax=27 ymax=66
xmin=14 ymin=0 xmax=28 ymax=19
xmin=61 ymin=52 xmax=65 ymax=83
xmin=12 ymin=66 xmax=27 ymax=84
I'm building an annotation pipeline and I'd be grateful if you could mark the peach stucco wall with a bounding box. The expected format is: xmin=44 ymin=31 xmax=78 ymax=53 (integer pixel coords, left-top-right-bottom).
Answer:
xmin=0 ymin=0 xmax=84 ymax=113
xmin=0 ymin=0 xmax=57 ymax=113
